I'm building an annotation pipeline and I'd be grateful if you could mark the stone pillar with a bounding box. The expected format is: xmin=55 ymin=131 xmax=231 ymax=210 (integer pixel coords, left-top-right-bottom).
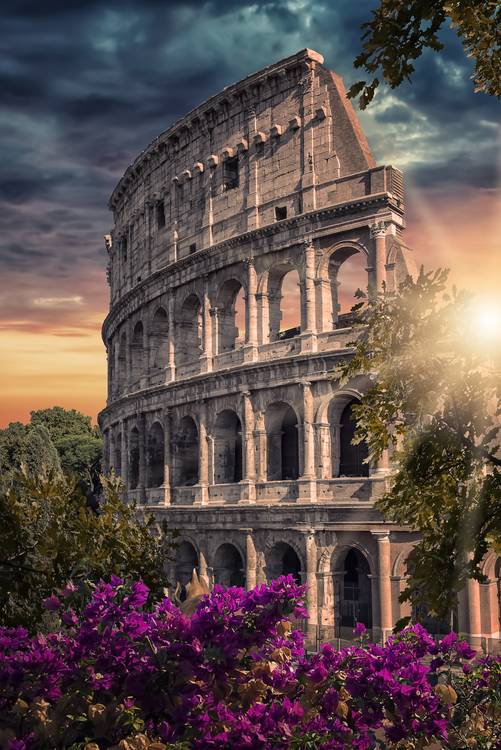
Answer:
xmin=240 ymin=391 xmax=256 ymax=502
xmin=144 ymin=203 xmax=152 ymax=276
xmin=196 ymin=401 xmax=209 ymax=505
xmin=256 ymin=292 xmax=269 ymax=345
xmin=162 ymin=409 xmax=171 ymax=506
xmin=254 ymin=411 xmax=267 ymax=483
xmin=298 ymin=380 xmax=317 ymax=502
xmin=138 ymin=413 xmax=146 ymax=496
xmin=303 ymin=240 xmax=317 ymax=334
xmin=370 ymin=221 xmax=387 ymax=296
xmin=120 ymin=420 xmax=128 ymax=486
xmin=246 ymin=106 xmax=260 ymax=231
xmin=467 ymin=575 xmax=483 ymax=647
xmin=315 ymin=422 xmax=331 ymax=479
xmin=244 ymin=258 xmax=258 ymax=360
xmin=201 ymin=278 xmax=213 ymax=372
xmin=244 ymin=529 xmax=257 ymax=591
xmin=167 ymin=294 xmax=176 ymax=381
xmin=305 ymin=531 xmax=318 ymax=636
xmin=370 ymin=448 xmax=390 ymax=478
xmin=373 ymin=531 xmax=393 ymax=641
xmin=300 ymin=63 xmax=317 ymax=212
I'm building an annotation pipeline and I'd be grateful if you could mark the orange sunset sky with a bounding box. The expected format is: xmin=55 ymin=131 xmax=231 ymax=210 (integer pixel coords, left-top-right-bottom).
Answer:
xmin=1 ymin=1 xmax=500 ymax=428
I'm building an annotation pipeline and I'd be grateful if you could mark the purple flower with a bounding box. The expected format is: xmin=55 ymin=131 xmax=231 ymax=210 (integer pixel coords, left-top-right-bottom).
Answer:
xmin=42 ymin=594 xmax=60 ymax=612
xmin=353 ymin=622 xmax=366 ymax=637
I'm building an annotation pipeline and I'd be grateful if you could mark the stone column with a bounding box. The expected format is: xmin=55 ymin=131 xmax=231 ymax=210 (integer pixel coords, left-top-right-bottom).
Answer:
xmin=315 ymin=422 xmax=331 ymax=479
xmin=162 ymin=409 xmax=171 ymax=506
xmin=370 ymin=221 xmax=387 ymax=296
xmin=370 ymin=448 xmax=390 ymax=478
xmin=246 ymin=106 xmax=260 ymax=230
xmin=300 ymin=63 xmax=317 ymax=212
xmin=298 ymin=380 xmax=317 ymax=502
xmin=256 ymin=292 xmax=269 ymax=345
xmin=303 ymin=240 xmax=317 ymax=334
xmin=244 ymin=529 xmax=257 ymax=591
xmin=240 ymin=391 xmax=256 ymax=502
xmin=144 ymin=203 xmax=152 ymax=276
xmin=196 ymin=401 xmax=209 ymax=505
xmin=305 ymin=531 xmax=318 ymax=636
xmin=138 ymin=413 xmax=146 ymax=496
xmin=373 ymin=531 xmax=393 ymax=641
xmin=244 ymin=258 xmax=258 ymax=360
xmin=254 ymin=411 xmax=267 ymax=483
xmin=167 ymin=294 xmax=176 ymax=381
xmin=467 ymin=573 xmax=483 ymax=647
xmin=201 ymin=278 xmax=213 ymax=372
xmin=120 ymin=420 xmax=128 ymax=486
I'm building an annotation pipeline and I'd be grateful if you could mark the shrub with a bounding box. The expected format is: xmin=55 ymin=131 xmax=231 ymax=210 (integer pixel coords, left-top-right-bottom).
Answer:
xmin=0 ymin=577 xmax=499 ymax=749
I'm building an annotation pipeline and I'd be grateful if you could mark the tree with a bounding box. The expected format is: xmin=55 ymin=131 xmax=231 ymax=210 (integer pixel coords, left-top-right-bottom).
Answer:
xmin=337 ymin=268 xmax=501 ymax=620
xmin=348 ymin=0 xmax=500 ymax=108
xmin=0 ymin=407 xmax=103 ymax=491
xmin=0 ymin=470 xmax=174 ymax=630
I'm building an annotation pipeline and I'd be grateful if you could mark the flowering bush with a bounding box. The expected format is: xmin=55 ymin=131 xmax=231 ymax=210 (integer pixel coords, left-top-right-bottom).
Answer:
xmin=0 ymin=577 xmax=499 ymax=749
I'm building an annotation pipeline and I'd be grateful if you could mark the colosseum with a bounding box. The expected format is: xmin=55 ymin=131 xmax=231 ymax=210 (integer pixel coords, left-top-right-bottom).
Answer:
xmin=99 ymin=48 xmax=500 ymax=647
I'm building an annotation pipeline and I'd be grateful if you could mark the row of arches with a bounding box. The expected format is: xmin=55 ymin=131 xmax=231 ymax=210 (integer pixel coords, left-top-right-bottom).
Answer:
xmin=110 ymin=398 xmax=369 ymax=490
xmin=175 ymin=539 xmax=373 ymax=628
xmin=110 ymin=245 xmax=369 ymax=389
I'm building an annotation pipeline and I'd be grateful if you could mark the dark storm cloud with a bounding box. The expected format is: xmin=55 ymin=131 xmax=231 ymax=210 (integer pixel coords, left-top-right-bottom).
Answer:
xmin=0 ymin=0 xmax=498 ymax=332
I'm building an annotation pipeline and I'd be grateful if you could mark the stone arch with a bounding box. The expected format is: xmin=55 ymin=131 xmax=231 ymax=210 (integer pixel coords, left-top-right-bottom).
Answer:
xmin=175 ymin=540 xmax=199 ymax=594
xmin=213 ymin=542 xmax=245 ymax=587
xmin=316 ymin=241 xmax=369 ymax=330
xmin=130 ymin=321 xmax=144 ymax=383
xmin=150 ymin=306 xmax=169 ymax=370
xmin=481 ymin=553 xmax=501 ymax=638
xmin=216 ymin=278 xmax=245 ymax=353
xmin=266 ymin=541 xmax=303 ymax=583
xmin=147 ymin=420 xmax=164 ymax=488
xmin=173 ymin=415 xmax=199 ymax=486
xmin=333 ymin=545 xmax=373 ymax=629
xmin=265 ymin=400 xmax=300 ymax=480
xmin=213 ymin=409 xmax=242 ymax=484
xmin=316 ymin=390 xmax=368 ymax=478
xmin=260 ymin=262 xmax=302 ymax=342
xmin=129 ymin=426 xmax=140 ymax=490
xmin=176 ymin=293 xmax=202 ymax=367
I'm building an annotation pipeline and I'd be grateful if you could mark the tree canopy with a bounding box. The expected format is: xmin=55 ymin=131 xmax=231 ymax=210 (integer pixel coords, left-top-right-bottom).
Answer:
xmin=348 ymin=0 xmax=500 ymax=108
xmin=338 ymin=268 xmax=501 ymax=620
xmin=0 ymin=470 xmax=173 ymax=630
xmin=0 ymin=406 xmax=102 ymax=491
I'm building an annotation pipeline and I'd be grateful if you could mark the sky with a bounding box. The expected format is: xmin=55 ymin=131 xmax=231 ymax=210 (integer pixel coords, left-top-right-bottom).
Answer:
xmin=0 ymin=0 xmax=499 ymax=427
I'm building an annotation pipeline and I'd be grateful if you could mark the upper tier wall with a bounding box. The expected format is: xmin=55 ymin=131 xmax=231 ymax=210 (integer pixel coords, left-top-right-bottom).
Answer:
xmin=105 ymin=49 xmax=389 ymax=305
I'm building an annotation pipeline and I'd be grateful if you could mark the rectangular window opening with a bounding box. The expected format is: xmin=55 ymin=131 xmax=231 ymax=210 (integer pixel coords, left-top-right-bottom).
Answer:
xmin=223 ymin=156 xmax=239 ymax=190
xmin=275 ymin=206 xmax=287 ymax=221
xmin=157 ymin=203 xmax=166 ymax=229
xmin=189 ymin=243 xmax=197 ymax=254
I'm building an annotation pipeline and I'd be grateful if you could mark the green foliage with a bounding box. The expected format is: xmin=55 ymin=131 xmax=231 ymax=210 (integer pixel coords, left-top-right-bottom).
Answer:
xmin=0 ymin=469 xmax=173 ymax=630
xmin=0 ymin=406 xmax=103 ymax=490
xmin=30 ymin=406 xmax=103 ymax=478
xmin=348 ymin=0 xmax=500 ymax=108
xmin=337 ymin=268 xmax=501 ymax=619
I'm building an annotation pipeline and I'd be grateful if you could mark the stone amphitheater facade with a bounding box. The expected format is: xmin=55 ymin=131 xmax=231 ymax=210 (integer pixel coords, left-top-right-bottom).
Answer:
xmin=99 ymin=49 xmax=500 ymax=646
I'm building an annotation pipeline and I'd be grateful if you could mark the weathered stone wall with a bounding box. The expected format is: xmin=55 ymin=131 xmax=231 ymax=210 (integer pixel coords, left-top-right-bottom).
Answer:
xmin=99 ymin=49 xmax=500 ymax=648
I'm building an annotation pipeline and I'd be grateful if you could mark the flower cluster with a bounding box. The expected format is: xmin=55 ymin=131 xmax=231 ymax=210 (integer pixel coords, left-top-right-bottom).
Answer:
xmin=0 ymin=578 xmax=499 ymax=749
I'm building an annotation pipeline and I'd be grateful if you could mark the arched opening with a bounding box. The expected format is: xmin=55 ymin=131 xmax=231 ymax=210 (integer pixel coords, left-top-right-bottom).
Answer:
xmin=151 ymin=307 xmax=169 ymax=370
xmin=340 ymin=548 xmax=372 ymax=628
xmin=213 ymin=543 xmax=245 ymax=588
xmin=175 ymin=541 xmax=199 ymax=600
xmin=130 ymin=322 xmax=144 ymax=384
xmin=176 ymin=294 xmax=202 ymax=367
xmin=216 ymin=279 xmax=245 ymax=353
xmin=117 ymin=332 xmax=127 ymax=393
xmin=213 ymin=409 xmax=242 ymax=484
xmin=268 ymin=265 xmax=301 ymax=342
xmin=339 ymin=400 xmax=369 ymax=477
xmin=147 ymin=422 xmax=164 ymax=488
xmin=129 ymin=427 xmax=140 ymax=490
xmin=174 ymin=415 xmax=199 ymax=486
xmin=114 ymin=432 xmax=122 ymax=476
xmin=265 ymin=401 xmax=299 ymax=481
xmin=267 ymin=542 xmax=302 ymax=583
xmin=325 ymin=248 xmax=367 ymax=329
